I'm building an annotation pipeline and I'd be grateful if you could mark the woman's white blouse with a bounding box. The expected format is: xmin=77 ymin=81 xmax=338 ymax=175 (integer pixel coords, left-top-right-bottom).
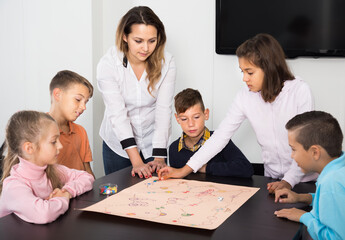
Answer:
xmin=187 ymin=77 xmax=318 ymax=187
xmin=97 ymin=47 xmax=176 ymax=159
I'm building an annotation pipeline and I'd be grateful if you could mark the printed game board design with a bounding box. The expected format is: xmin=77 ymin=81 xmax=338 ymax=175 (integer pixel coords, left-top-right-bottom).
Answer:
xmin=81 ymin=177 xmax=259 ymax=230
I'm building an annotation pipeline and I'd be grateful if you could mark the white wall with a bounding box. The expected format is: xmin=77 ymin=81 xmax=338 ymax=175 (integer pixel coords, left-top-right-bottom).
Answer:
xmin=98 ymin=0 xmax=345 ymax=167
xmin=0 ymin=0 xmax=94 ymax=168
xmin=1 ymin=0 xmax=344 ymax=179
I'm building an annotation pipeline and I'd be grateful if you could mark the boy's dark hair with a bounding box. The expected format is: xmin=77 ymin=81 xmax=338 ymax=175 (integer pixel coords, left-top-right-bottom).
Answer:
xmin=49 ymin=70 xmax=93 ymax=98
xmin=174 ymin=88 xmax=205 ymax=114
xmin=236 ymin=33 xmax=294 ymax=103
xmin=286 ymin=111 xmax=343 ymax=158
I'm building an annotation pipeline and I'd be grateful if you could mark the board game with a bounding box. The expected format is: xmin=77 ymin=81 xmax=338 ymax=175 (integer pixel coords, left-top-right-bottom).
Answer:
xmin=81 ymin=177 xmax=259 ymax=230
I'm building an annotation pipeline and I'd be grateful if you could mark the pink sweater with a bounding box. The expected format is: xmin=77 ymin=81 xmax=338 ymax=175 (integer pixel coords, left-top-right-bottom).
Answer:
xmin=0 ymin=157 xmax=94 ymax=224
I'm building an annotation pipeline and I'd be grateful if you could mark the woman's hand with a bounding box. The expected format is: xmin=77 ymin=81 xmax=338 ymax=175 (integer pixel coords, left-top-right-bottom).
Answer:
xmin=147 ymin=158 xmax=167 ymax=173
xmin=126 ymin=148 xmax=152 ymax=178
xmin=132 ymin=163 xmax=152 ymax=178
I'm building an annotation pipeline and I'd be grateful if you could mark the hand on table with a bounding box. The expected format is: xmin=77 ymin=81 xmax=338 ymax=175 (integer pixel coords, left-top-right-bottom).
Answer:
xmin=46 ymin=188 xmax=71 ymax=200
xmin=158 ymin=165 xmax=192 ymax=180
xmin=132 ymin=163 xmax=152 ymax=178
xmin=147 ymin=158 xmax=167 ymax=173
xmin=158 ymin=166 xmax=180 ymax=180
xmin=274 ymin=207 xmax=305 ymax=222
xmin=267 ymin=180 xmax=291 ymax=194
xmin=274 ymin=188 xmax=299 ymax=203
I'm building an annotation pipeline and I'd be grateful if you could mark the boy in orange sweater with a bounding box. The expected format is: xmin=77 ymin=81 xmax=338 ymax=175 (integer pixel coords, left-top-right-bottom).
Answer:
xmin=49 ymin=70 xmax=95 ymax=178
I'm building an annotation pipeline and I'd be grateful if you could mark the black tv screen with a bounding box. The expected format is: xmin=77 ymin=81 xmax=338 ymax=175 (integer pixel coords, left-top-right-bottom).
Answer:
xmin=216 ymin=0 xmax=345 ymax=58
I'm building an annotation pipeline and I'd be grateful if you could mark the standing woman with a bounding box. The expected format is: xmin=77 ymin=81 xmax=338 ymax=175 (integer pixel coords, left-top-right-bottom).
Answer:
xmin=158 ymin=33 xmax=318 ymax=192
xmin=97 ymin=6 xmax=176 ymax=178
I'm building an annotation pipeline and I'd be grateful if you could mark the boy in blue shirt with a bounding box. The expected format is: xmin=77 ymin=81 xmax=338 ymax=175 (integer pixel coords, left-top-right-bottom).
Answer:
xmin=274 ymin=111 xmax=345 ymax=239
xmin=169 ymin=88 xmax=253 ymax=177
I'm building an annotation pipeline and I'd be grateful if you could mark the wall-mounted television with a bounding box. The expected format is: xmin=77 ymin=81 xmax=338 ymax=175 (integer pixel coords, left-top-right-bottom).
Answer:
xmin=216 ymin=0 xmax=345 ymax=58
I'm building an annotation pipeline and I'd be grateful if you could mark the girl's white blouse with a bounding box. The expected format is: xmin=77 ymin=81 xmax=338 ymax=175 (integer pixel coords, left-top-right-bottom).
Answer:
xmin=187 ymin=77 xmax=318 ymax=187
xmin=97 ymin=47 xmax=176 ymax=159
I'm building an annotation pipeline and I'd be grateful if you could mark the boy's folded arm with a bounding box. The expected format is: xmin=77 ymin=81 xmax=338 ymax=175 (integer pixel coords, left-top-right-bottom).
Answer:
xmin=206 ymin=158 xmax=253 ymax=177
xmin=206 ymin=140 xmax=254 ymax=177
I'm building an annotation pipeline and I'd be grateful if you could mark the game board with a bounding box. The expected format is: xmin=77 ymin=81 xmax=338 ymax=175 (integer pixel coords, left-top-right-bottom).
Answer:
xmin=81 ymin=177 xmax=259 ymax=230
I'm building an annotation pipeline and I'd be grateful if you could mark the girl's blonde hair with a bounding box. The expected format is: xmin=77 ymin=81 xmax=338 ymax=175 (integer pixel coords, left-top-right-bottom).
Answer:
xmin=116 ymin=6 xmax=166 ymax=95
xmin=0 ymin=111 xmax=64 ymax=194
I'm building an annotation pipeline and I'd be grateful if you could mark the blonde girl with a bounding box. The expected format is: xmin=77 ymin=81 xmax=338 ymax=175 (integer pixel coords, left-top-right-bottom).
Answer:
xmin=0 ymin=111 xmax=94 ymax=224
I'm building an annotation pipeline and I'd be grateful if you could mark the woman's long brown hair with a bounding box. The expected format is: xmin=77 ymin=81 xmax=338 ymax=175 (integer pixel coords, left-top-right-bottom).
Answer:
xmin=116 ymin=6 xmax=166 ymax=96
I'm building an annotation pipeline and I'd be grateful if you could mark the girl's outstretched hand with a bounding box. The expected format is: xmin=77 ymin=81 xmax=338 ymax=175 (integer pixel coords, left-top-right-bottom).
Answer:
xmin=158 ymin=165 xmax=193 ymax=180
xmin=157 ymin=166 xmax=174 ymax=180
